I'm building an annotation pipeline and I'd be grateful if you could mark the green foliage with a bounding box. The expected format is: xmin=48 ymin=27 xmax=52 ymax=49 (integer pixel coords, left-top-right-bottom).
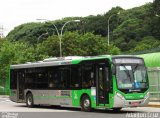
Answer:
xmin=72 ymin=32 xmax=108 ymax=56
xmin=0 ymin=41 xmax=13 ymax=87
xmin=11 ymin=42 xmax=36 ymax=64
xmin=7 ymin=22 xmax=49 ymax=44
xmin=36 ymin=32 xmax=120 ymax=57
xmin=130 ymin=36 xmax=160 ymax=53
xmin=0 ymin=40 xmax=36 ymax=88
xmin=36 ymin=35 xmax=60 ymax=57
xmin=153 ymin=0 xmax=160 ymax=15
xmin=146 ymin=0 xmax=160 ymax=40
xmin=107 ymin=44 xmax=121 ymax=55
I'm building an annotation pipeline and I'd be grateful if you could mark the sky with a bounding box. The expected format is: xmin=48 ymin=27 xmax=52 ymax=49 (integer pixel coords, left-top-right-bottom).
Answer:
xmin=0 ymin=0 xmax=153 ymax=36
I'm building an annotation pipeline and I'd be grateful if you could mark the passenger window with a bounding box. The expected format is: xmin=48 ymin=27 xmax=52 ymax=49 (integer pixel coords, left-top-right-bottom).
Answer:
xmin=82 ymin=63 xmax=95 ymax=88
xmin=70 ymin=65 xmax=81 ymax=88
xmin=48 ymin=67 xmax=60 ymax=89
xmin=35 ymin=68 xmax=48 ymax=89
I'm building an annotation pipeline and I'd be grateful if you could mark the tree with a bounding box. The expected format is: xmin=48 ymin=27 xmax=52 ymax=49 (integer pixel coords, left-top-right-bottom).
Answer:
xmin=107 ymin=44 xmax=121 ymax=55
xmin=152 ymin=0 xmax=160 ymax=15
xmin=113 ymin=16 xmax=153 ymax=52
xmin=131 ymin=36 xmax=160 ymax=52
xmin=7 ymin=22 xmax=49 ymax=44
xmin=0 ymin=40 xmax=36 ymax=91
xmin=36 ymin=31 xmax=120 ymax=57
xmin=0 ymin=41 xmax=14 ymax=87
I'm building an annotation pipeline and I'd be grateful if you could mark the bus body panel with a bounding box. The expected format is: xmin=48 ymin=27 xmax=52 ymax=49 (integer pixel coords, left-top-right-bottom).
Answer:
xmin=25 ymin=89 xmax=73 ymax=106
xmin=10 ymin=89 xmax=18 ymax=102
xmin=71 ymin=89 xmax=97 ymax=108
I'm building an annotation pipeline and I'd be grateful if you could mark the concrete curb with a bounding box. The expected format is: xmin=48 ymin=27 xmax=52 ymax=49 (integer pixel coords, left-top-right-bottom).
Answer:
xmin=147 ymin=102 xmax=160 ymax=108
xmin=0 ymin=95 xmax=9 ymax=98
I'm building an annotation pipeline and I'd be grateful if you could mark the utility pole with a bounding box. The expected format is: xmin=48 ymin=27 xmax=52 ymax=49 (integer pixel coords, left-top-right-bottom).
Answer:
xmin=107 ymin=12 xmax=120 ymax=46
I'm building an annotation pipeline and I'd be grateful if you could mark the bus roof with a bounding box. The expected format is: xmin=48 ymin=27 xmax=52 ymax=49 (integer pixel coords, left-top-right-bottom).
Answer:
xmin=10 ymin=55 xmax=112 ymax=69
xmin=10 ymin=55 xmax=142 ymax=69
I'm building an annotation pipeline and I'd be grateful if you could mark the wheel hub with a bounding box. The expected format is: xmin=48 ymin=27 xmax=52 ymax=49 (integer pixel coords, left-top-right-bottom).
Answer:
xmin=28 ymin=97 xmax=32 ymax=105
xmin=84 ymin=99 xmax=90 ymax=107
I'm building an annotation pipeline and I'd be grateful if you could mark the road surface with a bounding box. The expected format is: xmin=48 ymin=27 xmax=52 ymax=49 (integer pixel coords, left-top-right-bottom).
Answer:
xmin=0 ymin=97 xmax=160 ymax=118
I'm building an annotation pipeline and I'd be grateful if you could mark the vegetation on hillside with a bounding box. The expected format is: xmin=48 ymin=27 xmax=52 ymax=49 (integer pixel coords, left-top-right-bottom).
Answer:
xmin=7 ymin=1 xmax=160 ymax=54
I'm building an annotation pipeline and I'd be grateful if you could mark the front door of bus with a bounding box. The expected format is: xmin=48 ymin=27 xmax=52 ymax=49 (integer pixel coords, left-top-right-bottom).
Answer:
xmin=96 ymin=63 xmax=109 ymax=105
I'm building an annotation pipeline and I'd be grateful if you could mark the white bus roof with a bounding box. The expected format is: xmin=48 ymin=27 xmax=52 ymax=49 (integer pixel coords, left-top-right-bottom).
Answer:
xmin=10 ymin=56 xmax=109 ymax=69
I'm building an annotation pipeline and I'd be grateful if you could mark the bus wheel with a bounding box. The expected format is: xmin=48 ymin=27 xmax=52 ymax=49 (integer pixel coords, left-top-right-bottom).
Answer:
xmin=26 ymin=93 xmax=34 ymax=108
xmin=81 ymin=95 xmax=92 ymax=112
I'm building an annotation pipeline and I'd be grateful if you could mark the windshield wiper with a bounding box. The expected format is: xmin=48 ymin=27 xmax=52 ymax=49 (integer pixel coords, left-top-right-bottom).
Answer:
xmin=133 ymin=64 xmax=139 ymax=73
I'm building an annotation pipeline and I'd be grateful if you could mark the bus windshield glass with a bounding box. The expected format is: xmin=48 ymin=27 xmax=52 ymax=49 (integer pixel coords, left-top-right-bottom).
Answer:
xmin=116 ymin=65 xmax=148 ymax=90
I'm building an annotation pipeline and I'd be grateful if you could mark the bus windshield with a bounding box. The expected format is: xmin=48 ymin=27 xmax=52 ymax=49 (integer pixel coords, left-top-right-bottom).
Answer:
xmin=116 ymin=65 xmax=148 ymax=90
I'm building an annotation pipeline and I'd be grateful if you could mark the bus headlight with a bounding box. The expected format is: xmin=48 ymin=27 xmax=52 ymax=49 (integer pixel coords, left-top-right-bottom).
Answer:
xmin=116 ymin=92 xmax=125 ymax=100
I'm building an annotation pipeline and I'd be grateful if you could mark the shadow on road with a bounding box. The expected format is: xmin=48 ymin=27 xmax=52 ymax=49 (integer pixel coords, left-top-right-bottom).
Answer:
xmin=14 ymin=104 xmax=142 ymax=114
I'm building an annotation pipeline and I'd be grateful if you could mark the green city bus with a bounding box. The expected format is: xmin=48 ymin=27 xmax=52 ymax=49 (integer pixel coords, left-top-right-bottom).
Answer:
xmin=10 ymin=55 xmax=149 ymax=111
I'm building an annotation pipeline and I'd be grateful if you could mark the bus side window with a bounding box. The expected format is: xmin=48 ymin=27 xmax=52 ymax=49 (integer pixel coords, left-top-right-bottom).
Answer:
xmin=25 ymin=68 xmax=36 ymax=89
xmin=48 ymin=70 xmax=56 ymax=88
xmin=48 ymin=67 xmax=60 ymax=89
xmin=59 ymin=66 xmax=70 ymax=89
xmin=35 ymin=68 xmax=48 ymax=89
xmin=82 ymin=63 xmax=95 ymax=88
xmin=55 ymin=73 xmax=60 ymax=87
xmin=70 ymin=65 xmax=81 ymax=88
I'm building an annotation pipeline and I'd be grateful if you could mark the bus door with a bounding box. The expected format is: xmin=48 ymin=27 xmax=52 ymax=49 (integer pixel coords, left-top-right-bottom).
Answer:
xmin=17 ymin=71 xmax=25 ymax=101
xmin=96 ymin=63 xmax=109 ymax=106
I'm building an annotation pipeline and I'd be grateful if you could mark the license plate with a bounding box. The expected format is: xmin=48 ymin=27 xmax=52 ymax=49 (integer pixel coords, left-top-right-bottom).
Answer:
xmin=131 ymin=102 xmax=139 ymax=106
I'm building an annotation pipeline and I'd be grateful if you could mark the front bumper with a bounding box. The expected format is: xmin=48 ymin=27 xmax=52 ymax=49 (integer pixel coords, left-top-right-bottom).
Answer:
xmin=113 ymin=93 xmax=150 ymax=108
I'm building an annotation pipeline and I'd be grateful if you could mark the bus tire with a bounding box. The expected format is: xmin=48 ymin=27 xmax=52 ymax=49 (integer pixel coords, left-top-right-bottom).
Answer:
xmin=26 ymin=93 xmax=34 ymax=108
xmin=81 ymin=95 xmax=92 ymax=112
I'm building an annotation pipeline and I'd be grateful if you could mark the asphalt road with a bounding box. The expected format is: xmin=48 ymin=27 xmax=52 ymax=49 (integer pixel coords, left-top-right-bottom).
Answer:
xmin=0 ymin=97 xmax=160 ymax=118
